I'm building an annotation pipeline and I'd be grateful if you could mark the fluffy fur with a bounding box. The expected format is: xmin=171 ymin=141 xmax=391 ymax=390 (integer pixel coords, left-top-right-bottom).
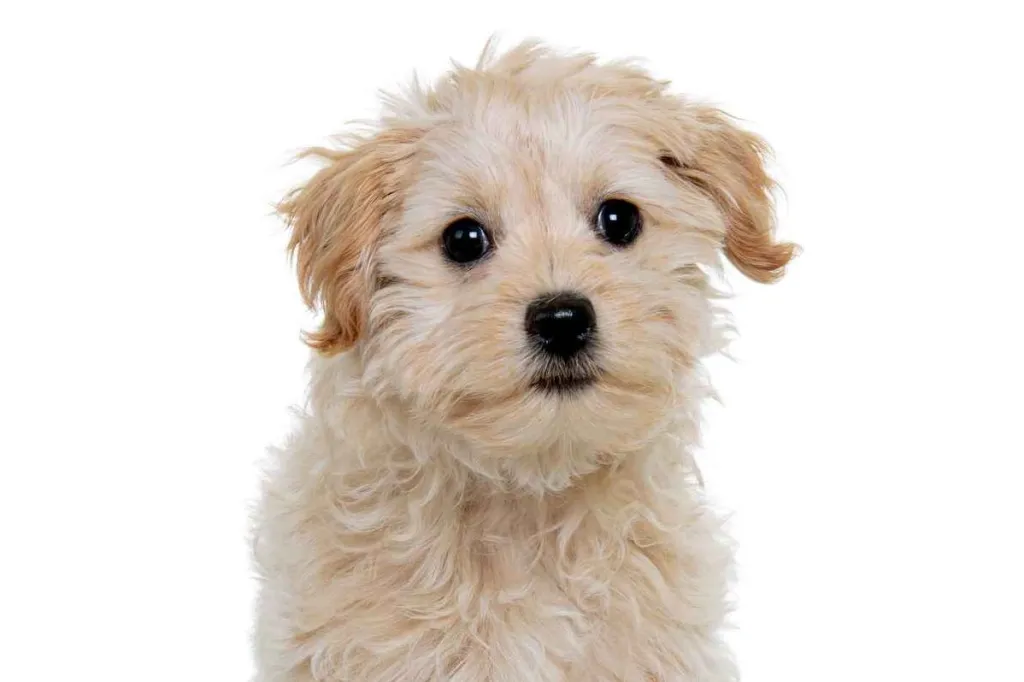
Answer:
xmin=253 ymin=40 xmax=795 ymax=682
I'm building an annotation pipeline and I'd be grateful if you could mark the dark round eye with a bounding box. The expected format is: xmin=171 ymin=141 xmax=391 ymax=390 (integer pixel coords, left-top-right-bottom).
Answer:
xmin=442 ymin=218 xmax=491 ymax=264
xmin=595 ymin=199 xmax=642 ymax=246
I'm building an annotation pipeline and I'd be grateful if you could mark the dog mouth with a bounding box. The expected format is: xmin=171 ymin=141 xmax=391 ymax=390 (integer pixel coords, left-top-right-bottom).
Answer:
xmin=530 ymin=372 xmax=598 ymax=395
xmin=528 ymin=346 xmax=603 ymax=396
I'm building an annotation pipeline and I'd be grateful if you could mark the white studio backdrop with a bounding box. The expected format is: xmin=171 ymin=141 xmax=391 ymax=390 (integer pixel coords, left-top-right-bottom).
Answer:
xmin=1 ymin=2 xmax=1022 ymax=681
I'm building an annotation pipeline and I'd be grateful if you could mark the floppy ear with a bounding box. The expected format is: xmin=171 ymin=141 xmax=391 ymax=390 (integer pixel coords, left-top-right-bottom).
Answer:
xmin=659 ymin=105 xmax=797 ymax=283
xmin=278 ymin=127 xmax=419 ymax=355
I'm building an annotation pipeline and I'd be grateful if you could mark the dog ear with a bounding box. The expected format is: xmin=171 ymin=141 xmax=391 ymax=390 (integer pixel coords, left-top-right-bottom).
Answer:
xmin=659 ymin=105 xmax=797 ymax=283
xmin=278 ymin=127 xmax=420 ymax=355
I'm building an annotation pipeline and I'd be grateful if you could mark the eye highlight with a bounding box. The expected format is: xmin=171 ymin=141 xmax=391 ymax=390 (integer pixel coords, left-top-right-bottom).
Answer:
xmin=441 ymin=218 xmax=491 ymax=264
xmin=594 ymin=199 xmax=643 ymax=247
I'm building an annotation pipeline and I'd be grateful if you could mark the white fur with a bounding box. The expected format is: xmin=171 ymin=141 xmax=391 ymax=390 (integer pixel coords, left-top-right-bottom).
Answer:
xmin=253 ymin=40 xmax=793 ymax=682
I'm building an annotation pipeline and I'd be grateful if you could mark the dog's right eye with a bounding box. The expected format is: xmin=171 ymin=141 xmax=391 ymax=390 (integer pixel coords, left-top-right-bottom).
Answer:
xmin=442 ymin=218 xmax=491 ymax=265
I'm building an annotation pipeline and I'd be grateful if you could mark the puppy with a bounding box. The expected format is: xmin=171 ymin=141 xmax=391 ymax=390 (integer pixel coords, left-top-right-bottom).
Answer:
xmin=253 ymin=40 xmax=795 ymax=682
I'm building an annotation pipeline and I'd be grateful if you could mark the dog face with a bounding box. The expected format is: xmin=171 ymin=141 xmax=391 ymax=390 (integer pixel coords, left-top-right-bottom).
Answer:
xmin=281 ymin=43 xmax=794 ymax=489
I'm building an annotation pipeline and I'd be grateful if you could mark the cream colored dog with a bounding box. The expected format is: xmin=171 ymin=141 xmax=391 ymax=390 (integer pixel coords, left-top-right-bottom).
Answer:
xmin=253 ymin=40 xmax=795 ymax=682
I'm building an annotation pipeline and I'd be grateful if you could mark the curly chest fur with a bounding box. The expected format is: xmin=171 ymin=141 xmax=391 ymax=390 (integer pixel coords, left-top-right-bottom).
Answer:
xmin=255 ymin=444 xmax=736 ymax=682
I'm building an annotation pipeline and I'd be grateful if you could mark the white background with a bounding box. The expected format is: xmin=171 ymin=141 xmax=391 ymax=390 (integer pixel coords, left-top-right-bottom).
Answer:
xmin=2 ymin=2 xmax=1022 ymax=680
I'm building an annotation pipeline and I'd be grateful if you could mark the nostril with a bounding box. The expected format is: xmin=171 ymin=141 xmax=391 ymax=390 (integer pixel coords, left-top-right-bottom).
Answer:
xmin=525 ymin=292 xmax=596 ymax=359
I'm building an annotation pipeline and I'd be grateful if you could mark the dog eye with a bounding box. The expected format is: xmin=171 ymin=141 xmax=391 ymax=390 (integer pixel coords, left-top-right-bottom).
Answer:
xmin=595 ymin=199 xmax=642 ymax=247
xmin=442 ymin=218 xmax=491 ymax=264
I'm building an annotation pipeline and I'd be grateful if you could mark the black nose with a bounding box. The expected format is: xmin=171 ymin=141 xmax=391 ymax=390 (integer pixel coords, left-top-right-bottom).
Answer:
xmin=525 ymin=292 xmax=596 ymax=360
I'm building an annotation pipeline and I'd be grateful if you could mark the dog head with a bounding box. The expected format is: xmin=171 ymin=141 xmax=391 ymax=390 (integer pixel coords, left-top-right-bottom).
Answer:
xmin=280 ymin=41 xmax=795 ymax=489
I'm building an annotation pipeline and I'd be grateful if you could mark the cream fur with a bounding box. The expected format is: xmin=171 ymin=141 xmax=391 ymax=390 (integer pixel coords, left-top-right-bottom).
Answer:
xmin=253 ymin=40 xmax=794 ymax=681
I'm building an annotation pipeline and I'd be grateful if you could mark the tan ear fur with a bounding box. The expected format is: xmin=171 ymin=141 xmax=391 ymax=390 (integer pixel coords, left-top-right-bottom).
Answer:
xmin=665 ymin=106 xmax=797 ymax=283
xmin=278 ymin=128 xmax=420 ymax=355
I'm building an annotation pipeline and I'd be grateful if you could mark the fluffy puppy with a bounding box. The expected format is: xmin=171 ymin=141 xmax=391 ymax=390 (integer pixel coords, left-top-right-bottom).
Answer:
xmin=253 ymin=40 xmax=795 ymax=682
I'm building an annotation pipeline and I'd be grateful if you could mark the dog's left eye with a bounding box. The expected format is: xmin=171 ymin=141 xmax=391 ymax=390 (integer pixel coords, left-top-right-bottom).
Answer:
xmin=442 ymin=218 xmax=491 ymax=265
xmin=595 ymin=199 xmax=642 ymax=247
